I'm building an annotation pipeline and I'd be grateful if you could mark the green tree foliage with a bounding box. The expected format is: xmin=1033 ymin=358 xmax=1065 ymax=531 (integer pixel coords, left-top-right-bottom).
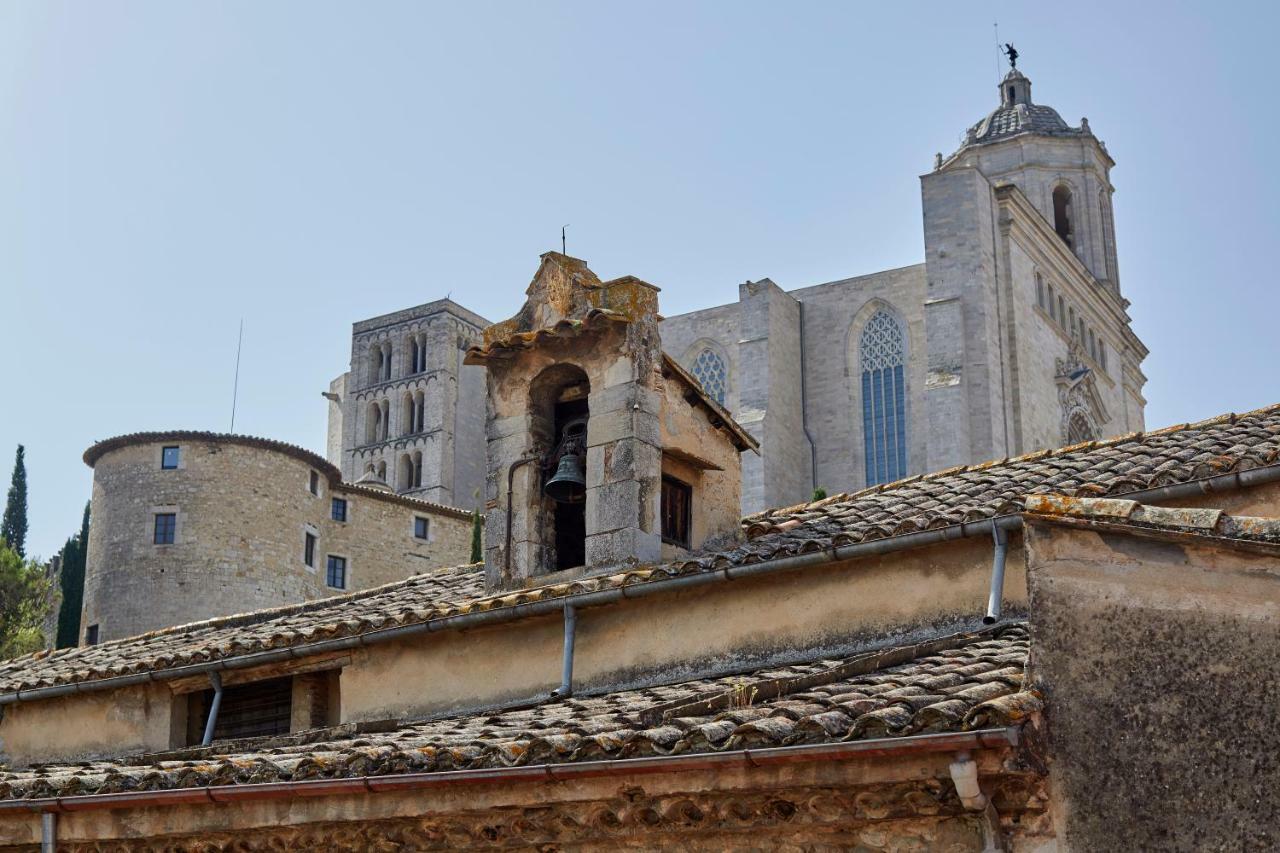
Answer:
xmin=470 ymin=508 xmax=483 ymax=564
xmin=0 ymin=539 xmax=49 ymax=660
xmin=1 ymin=445 xmax=28 ymax=558
xmin=55 ymin=501 xmax=91 ymax=649
xmin=811 ymin=487 xmax=828 ymax=502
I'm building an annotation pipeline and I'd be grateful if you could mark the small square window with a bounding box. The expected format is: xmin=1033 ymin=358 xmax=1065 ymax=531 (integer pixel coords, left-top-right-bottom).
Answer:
xmin=154 ymin=513 xmax=176 ymax=545
xmin=414 ymin=517 xmax=429 ymax=540
xmin=85 ymin=624 xmax=99 ymax=646
xmin=309 ymin=470 xmax=320 ymax=496
xmin=661 ymin=476 xmax=692 ymax=548
xmin=304 ymin=531 xmax=317 ymax=568
xmin=161 ymin=446 xmax=180 ymax=470
xmin=326 ymin=555 xmax=347 ymax=589
xmin=331 ymin=497 xmax=348 ymax=522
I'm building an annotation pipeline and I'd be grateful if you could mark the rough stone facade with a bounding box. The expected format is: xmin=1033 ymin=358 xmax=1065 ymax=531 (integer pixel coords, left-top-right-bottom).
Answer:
xmin=328 ymin=299 xmax=489 ymax=510
xmin=81 ymin=434 xmax=471 ymax=643
xmin=341 ymin=65 xmax=1148 ymax=517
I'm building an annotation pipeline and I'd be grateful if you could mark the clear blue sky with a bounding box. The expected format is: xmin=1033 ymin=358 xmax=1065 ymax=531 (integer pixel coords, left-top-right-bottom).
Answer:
xmin=2 ymin=1 xmax=1277 ymax=559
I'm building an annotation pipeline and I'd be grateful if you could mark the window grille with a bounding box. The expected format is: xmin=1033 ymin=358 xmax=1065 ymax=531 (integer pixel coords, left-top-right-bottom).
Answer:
xmin=860 ymin=311 xmax=908 ymax=486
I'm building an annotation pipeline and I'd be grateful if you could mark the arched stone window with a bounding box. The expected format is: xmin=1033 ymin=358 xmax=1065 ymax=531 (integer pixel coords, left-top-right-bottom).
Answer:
xmin=401 ymin=392 xmax=415 ymax=437
xmin=413 ymin=390 xmax=425 ymax=434
xmin=691 ymin=348 xmax=728 ymax=406
xmin=1066 ymin=410 xmax=1097 ymax=445
xmin=859 ymin=311 xmax=907 ymax=486
xmin=1052 ymin=185 xmax=1074 ymax=250
xmin=397 ymin=454 xmax=413 ymax=492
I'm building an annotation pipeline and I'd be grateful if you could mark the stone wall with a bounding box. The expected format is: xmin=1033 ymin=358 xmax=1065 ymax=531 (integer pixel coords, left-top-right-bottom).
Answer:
xmin=334 ymin=300 xmax=489 ymax=509
xmin=81 ymin=436 xmax=471 ymax=643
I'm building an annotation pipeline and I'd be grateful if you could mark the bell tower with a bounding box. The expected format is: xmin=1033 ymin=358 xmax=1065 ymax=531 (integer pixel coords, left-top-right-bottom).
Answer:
xmin=466 ymin=253 xmax=665 ymax=589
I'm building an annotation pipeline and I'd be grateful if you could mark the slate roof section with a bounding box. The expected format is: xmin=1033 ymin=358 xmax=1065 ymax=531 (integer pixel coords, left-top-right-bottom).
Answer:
xmin=0 ymin=626 xmax=1034 ymax=799
xmin=969 ymin=103 xmax=1080 ymax=144
xmin=4 ymin=404 xmax=1278 ymax=695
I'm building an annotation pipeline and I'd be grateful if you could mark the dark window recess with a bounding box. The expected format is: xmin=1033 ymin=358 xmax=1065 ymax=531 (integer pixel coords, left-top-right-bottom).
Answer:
xmin=309 ymin=470 xmax=320 ymax=495
xmin=331 ymin=497 xmax=347 ymax=522
xmin=154 ymin=513 xmax=176 ymax=545
xmin=192 ymin=676 xmax=293 ymax=743
xmin=414 ymin=517 xmax=429 ymax=540
xmin=326 ymin=555 xmax=347 ymax=589
xmin=304 ymin=532 xmax=316 ymax=568
xmin=661 ymin=476 xmax=692 ymax=547
xmin=161 ymin=446 xmax=180 ymax=470
xmin=84 ymin=624 xmax=99 ymax=646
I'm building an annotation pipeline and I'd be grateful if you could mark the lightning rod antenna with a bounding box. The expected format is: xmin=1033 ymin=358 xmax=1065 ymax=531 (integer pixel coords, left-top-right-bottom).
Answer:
xmin=994 ymin=23 xmax=1001 ymax=84
xmin=562 ymin=224 xmax=568 ymax=255
xmin=230 ymin=319 xmax=244 ymax=433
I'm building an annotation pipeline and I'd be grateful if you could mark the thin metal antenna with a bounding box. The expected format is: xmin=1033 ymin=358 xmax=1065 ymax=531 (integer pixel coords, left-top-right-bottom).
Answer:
xmin=561 ymin=224 xmax=568 ymax=255
xmin=229 ymin=319 xmax=244 ymax=433
xmin=994 ymin=23 xmax=1001 ymax=83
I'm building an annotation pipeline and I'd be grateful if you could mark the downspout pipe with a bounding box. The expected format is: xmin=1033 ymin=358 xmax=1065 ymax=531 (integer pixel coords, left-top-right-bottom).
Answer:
xmin=549 ymin=603 xmax=576 ymax=700
xmin=504 ymin=455 xmax=541 ymax=578
xmin=949 ymin=750 xmax=1004 ymax=852
xmin=200 ymin=671 xmax=224 ymax=747
xmin=40 ymin=812 xmax=55 ymax=853
xmin=2 ymin=463 xmax=1277 ymax=708
xmin=983 ymin=520 xmax=1010 ymax=625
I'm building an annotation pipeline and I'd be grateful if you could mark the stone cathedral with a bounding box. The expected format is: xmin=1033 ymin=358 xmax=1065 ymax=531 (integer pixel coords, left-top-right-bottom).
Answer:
xmin=325 ymin=65 xmax=1147 ymax=515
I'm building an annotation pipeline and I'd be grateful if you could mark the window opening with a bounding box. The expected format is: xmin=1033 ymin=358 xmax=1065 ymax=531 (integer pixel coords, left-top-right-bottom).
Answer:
xmin=161 ymin=446 xmax=180 ymax=470
xmin=192 ymin=676 xmax=293 ymax=743
xmin=1053 ymin=185 xmax=1074 ymax=249
xmin=85 ymin=624 xmax=99 ymax=646
xmin=691 ymin=348 xmax=728 ymax=406
xmin=414 ymin=517 xmax=429 ymax=540
xmin=860 ymin=311 xmax=908 ymax=486
xmin=660 ymin=476 xmax=692 ymax=547
xmin=304 ymin=531 xmax=316 ymax=568
xmin=331 ymin=498 xmax=347 ymax=522
xmin=154 ymin=513 xmax=176 ymax=545
xmin=308 ymin=470 xmax=319 ymax=495
xmin=326 ymin=555 xmax=346 ymax=589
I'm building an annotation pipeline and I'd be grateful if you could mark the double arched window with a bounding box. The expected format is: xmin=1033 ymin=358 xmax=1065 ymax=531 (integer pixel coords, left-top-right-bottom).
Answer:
xmin=691 ymin=348 xmax=728 ymax=406
xmin=860 ymin=311 xmax=907 ymax=486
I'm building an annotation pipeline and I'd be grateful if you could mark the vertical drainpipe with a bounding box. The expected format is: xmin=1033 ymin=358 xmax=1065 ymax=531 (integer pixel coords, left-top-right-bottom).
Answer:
xmin=40 ymin=812 xmax=55 ymax=853
xmin=983 ymin=520 xmax=1009 ymax=625
xmin=201 ymin=671 xmax=224 ymax=747
xmin=797 ymin=301 xmax=818 ymax=494
xmin=549 ymin=603 xmax=577 ymax=700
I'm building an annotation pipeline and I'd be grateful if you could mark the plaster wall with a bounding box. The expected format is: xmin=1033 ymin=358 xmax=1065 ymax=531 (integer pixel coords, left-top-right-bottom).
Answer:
xmin=1025 ymin=520 xmax=1280 ymax=852
xmin=0 ymin=683 xmax=175 ymax=766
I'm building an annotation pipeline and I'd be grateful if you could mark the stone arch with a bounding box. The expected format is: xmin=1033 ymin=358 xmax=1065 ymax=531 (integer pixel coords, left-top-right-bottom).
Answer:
xmin=1065 ymin=408 xmax=1098 ymax=445
xmin=849 ymin=301 xmax=909 ymax=488
xmin=528 ymin=364 xmax=591 ymax=572
xmin=1052 ymin=182 xmax=1075 ymax=250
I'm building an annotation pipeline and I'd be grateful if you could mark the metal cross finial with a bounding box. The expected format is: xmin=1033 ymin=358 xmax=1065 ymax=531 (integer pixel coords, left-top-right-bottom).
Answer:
xmin=1003 ymin=43 xmax=1018 ymax=69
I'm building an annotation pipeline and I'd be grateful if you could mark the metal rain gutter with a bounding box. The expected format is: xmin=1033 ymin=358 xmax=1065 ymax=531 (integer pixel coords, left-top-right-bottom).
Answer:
xmin=5 ymin=727 xmax=1020 ymax=818
xmin=4 ymin=463 xmax=1278 ymax=708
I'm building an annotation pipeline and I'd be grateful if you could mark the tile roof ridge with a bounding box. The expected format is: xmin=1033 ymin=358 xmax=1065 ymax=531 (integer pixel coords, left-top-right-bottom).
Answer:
xmin=6 ymin=563 xmax=483 ymax=666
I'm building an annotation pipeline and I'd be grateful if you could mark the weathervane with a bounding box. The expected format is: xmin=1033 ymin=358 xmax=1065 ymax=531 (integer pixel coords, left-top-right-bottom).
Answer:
xmin=1003 ymin=43 xmax=1018 ymax=69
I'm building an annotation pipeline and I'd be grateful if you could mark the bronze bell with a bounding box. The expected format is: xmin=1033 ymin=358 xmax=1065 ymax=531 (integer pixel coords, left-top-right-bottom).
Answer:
xmin=544 ymin=452 xmax=586 ymax=503
xmin=544 ymin=417 xmax=588 ymax=503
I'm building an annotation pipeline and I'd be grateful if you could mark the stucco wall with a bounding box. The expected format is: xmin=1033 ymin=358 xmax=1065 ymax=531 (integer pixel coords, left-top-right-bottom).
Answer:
xmin=0 ymin=683 xmax=176 ymax=766
xmin=1025 ymin=520 xmax=1280 ymax=852
xmin=82 ymin=438 xmax=470 ymax=642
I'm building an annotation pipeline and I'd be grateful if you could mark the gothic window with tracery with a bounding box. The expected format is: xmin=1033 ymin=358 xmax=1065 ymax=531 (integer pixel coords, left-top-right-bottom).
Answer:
xmin=860 ymin=311 xmax=907 ymax=486
xmin=691 ymin=348 xmax=728 ymax=406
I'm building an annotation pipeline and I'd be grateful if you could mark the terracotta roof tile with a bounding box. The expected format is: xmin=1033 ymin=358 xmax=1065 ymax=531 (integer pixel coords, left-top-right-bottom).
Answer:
xmin=0 ymin=626 xmax=1031 ymax=800
xmin=2 ymin=404 xmax=1277 ymax=694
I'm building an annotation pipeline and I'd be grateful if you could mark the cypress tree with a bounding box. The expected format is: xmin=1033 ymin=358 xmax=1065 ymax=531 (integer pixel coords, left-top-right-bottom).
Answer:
xmin=55 ymin=501 xmax=90 ymax=648
xmin=1 ymin=445 xmax=28 ymax=558
xmin=470 ymin=508 xmax=483 ymax=564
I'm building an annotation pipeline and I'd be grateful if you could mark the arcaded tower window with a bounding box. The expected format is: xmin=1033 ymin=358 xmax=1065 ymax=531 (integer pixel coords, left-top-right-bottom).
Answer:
xmin=1053 ymin=185 xmax=1074 ymax=249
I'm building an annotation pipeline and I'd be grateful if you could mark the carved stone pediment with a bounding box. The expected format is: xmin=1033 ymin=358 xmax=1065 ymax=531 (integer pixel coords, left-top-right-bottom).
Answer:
xmin=1056 ymin=340 xmax=1109 ymax=444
